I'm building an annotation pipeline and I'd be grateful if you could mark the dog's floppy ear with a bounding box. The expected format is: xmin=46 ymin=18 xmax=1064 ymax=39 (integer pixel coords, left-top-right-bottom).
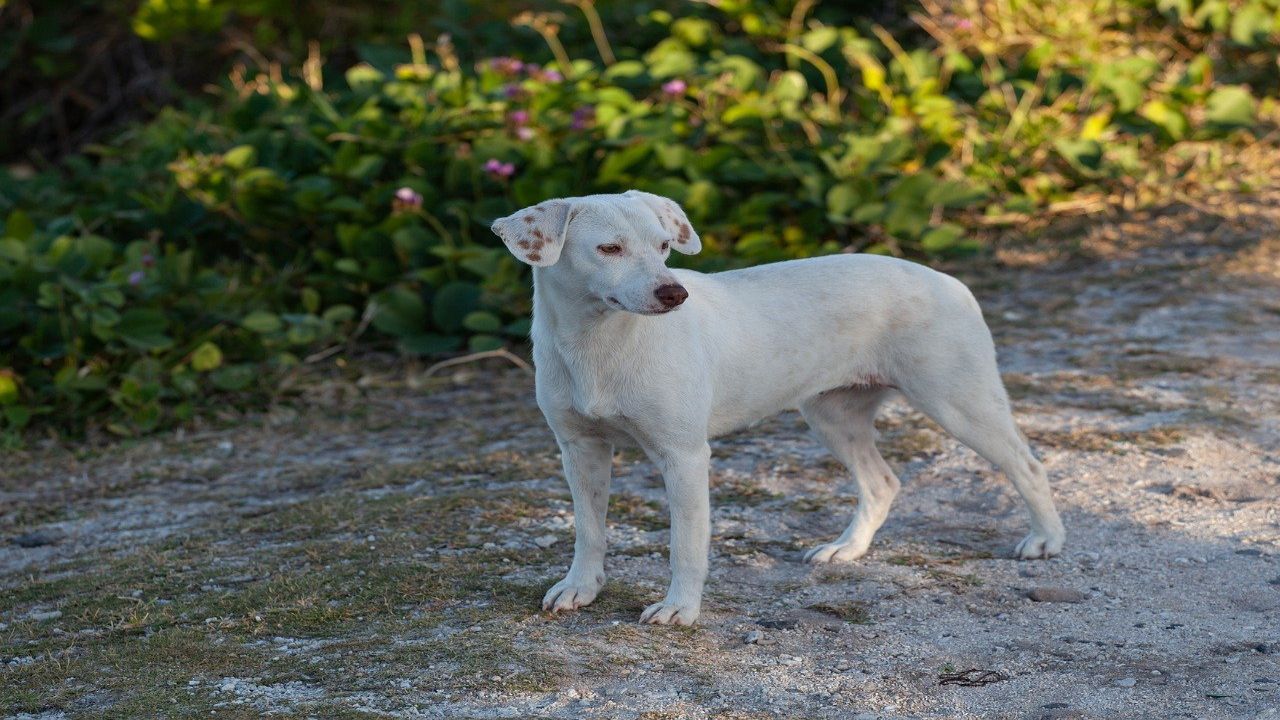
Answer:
xmin=624 ymin=190 xmax=701 ymax=255
xmin=490 ymin=200 xmax=573 ymax=267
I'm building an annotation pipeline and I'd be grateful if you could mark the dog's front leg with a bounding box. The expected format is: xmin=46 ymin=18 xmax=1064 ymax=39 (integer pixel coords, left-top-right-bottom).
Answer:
xmin=640 ymin=442 xmax=711 ymax=625
xmin=542 ymin=434 xmax=613 ymax=613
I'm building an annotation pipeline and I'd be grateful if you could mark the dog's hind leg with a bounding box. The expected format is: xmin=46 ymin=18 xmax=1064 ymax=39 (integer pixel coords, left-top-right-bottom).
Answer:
xmin=542 ymin=434 xmax=613 ymax=612
xmin=800 ymin=387 xmax=899 ymax=563
xmin=898 ymin=348 xmax=1065 ymax=559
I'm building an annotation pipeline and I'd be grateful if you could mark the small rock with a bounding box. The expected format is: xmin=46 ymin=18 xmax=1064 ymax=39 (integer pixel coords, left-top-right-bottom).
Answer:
xmin=1115 ymin=677 xmax=1137 ymax=688
xmin=1028 ymin=587 xmax=1086 ymax=603
xmin=533 ymin=534 xmax=559 ymax=548
xmin=28 ymin=610 xmax=62 ymax=622
xmin=11 ymin=530 xmax=62 ymax=548
xmin=743 ymin=630 xmax=763 ymax=644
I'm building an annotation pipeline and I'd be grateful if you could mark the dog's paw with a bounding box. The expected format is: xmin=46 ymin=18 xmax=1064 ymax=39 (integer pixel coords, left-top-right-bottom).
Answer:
xmin=638 ymin=600 xmax=700 ymax=626
xmin=803 ymin=541 xmax=869 ymax=564
xmin=1015 ymin=530 xmax=1065 ymax=560
xmin=541 ymin=577 xmax=603 ymax=613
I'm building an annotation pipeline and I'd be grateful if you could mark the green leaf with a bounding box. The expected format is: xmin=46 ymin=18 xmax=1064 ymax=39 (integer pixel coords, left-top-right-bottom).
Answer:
xmin=3 ymin=210 xmax=34 ymax=241
xmin=432 ymin=282 xmax=481 ymax=334
xmin=211 ymin=364 xmax=256 ymax=391
xmin=462 ymin=311 xmax=503 ymax=333
xmin=920 ymin=223 xmax=965 ymax=253
xmin=191 ymin=342 xmax=223 ymax=372
xmin=301 ymin=287 xmax=321 ymax=314
xmin=825 ymin=183 xmax=860 ymax=220
xmin=323 ymin=305 xmax=357 ymax=324
xmin=1229 ymin=4 xmax=1273 ymax=46
xmin=242 ymin=311 xmax=283 ymax=334
xmin=468 ymin=334 xmax=505 ymax=352
xmin=1205 ymin=86 xmax=1256 ymax=128
xmin=1054 ymin=138 xmax=1104 ymax=173
xmin=116 ymin=309 xmax=173 ymax=351
xmin=346 ymin=63 xmax=385 ymax=91
xmin=1139 ymin=100 xmax=1188 ymax=140
xmin=0 ymin=371 xmax=18 ymax=404
xmin=801 ymin=27 xmax=839 ymax=54
xmin=1103 ymin=76 xmax=1144 ymax=114
xmin=769 ymin=71 xmax=808 ymax=103
xmin=372 ymin=286 xmax=427 ymax=337
xmin=222 ymin=145 xmax=257 ymax=170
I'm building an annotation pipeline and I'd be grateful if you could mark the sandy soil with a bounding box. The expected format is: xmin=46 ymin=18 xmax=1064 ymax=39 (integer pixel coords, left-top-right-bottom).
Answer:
xmin=2 ymin=197 xmax=1279 ymax=719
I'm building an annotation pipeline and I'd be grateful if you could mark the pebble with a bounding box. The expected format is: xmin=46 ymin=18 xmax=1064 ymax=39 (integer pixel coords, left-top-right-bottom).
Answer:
xmin=1115 ymin=677 xmax=1137 ymax=688
xmin=534 ymin=534 xmax=559 ymax=548
xmin=28 ymin=610 xmax=62 ymax=622
xmin=743 ymin=630 xmax=763 ymax=644
xmin=1028 ymin=587 xmax=1086 ymax=603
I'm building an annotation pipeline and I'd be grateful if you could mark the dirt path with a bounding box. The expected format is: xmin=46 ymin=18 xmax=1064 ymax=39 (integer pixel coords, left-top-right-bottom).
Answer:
xmin=3 ymin=198 xmax=1279 ymax=719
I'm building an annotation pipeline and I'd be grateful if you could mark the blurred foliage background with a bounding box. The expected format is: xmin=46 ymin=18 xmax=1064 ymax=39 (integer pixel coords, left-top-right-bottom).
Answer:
xmin=0 ymin=0 xmax=1277 ymax=438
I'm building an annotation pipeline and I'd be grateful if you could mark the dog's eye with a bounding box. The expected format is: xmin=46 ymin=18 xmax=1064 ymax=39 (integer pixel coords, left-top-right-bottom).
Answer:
xmin=597 ymin=244 xmax=623 ymax=255
xmin=660 ymin=241 xmax=670 ymax=251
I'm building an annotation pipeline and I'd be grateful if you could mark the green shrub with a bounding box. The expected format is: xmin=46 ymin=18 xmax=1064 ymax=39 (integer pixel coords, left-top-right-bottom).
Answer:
xmin=0 ymin=0 xmax=1276 ymax=436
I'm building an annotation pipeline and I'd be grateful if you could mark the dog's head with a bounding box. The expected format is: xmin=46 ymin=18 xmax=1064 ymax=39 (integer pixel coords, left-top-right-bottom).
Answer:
xmin=490 ymin=191 xmax=701 ymax=315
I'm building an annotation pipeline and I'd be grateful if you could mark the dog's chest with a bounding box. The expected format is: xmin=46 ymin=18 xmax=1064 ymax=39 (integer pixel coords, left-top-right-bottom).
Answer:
xmin=536 ymin=350 xmax=654 ymax=438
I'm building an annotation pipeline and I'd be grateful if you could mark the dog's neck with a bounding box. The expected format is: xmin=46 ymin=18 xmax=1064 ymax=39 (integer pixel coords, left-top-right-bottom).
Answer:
xmin=532 ymin=267 xmax=641 ymax=349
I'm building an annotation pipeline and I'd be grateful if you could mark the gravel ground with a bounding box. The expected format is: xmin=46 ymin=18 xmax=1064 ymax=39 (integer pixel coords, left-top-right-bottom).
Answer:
xmin=2 ymin=197 xmax=1279 ymax=719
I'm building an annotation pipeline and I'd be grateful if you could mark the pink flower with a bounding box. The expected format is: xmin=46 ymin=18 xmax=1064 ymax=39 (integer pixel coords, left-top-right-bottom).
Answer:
xmin=488 ymin=57 xmax=524 ymax=76
xmin=955 ymin=18 xmax=974 ymax=30
xmin=484 ymin=159 xmax=516 ymax=179
xmin=502 ymin=84 xmax=525 ymax=99
xmin=128 ymin=270 xmax=144 ymax=286
xmin=515 ymin=127 xmax=535 ymax=141
xmin=392 ymin=186 xmax=423 ymax=213
xmin=662 ymin=79 xmax=687 ymax=97
xmin=525 ymin=64 xmax=563 ymax=83
xmin=509 ymin=110 xmax=530 ymax=125
xmin=571 ymin=106 xmax=595 ymax=131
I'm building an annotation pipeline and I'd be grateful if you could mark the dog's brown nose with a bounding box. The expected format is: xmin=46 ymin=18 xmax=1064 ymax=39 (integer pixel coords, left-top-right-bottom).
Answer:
xmin=654 ymin=283 xmax=688 ymax=308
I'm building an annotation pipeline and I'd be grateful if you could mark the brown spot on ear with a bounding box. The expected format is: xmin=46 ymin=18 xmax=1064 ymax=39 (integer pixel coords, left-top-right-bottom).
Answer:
xmin=535 ymin=205 xmax=547 ymax=213
xmin=527 ymin=252 xmax=542 ymax=262
xmin=516 ymin=240 xmax=531 ymax=249
xmin=522 ymin=215 xmax=535 ymax=224
xmin=531 ymin=229 xmax=546 ymax=240
xmin=531 ymin=239 xmax=544 ymax=249
xmin=677 ymin=222 xmax=691 ymax=243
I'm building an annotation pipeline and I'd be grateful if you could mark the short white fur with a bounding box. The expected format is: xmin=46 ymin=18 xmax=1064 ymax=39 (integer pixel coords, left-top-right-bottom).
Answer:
xmin=490 ymin=190 xmax=1065 ymax=626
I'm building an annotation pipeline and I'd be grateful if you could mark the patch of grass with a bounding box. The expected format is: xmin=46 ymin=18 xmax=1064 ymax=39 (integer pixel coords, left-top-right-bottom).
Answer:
xmin=887 ymin=553 xmax=931 ymax=567
xmin=877 ymin=419 xmax=946 ymax=463
xmin=788 ymin=495 xmax=858 ymax=513
xmin=1026 ymin=427 xmax=1184 ymax=452
xmin=711 ymin=476 xmax=782 ymax=507
xmin=925 ymin=569 xmax=984 ymax=592
xmin=806 ymin=602 xmax=873 ymax=624
xmin=611 ymin=493 xmax=668 ymax=531
xmin=352 ymin=450 xmax=563 ymax=491
xmin=1113 ymin=352 xmax=1219 ymax=379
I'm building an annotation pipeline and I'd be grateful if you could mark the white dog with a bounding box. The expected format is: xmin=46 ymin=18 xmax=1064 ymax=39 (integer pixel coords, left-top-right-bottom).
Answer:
xmin=490 ymin=191 xmax=1064 ymax=625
